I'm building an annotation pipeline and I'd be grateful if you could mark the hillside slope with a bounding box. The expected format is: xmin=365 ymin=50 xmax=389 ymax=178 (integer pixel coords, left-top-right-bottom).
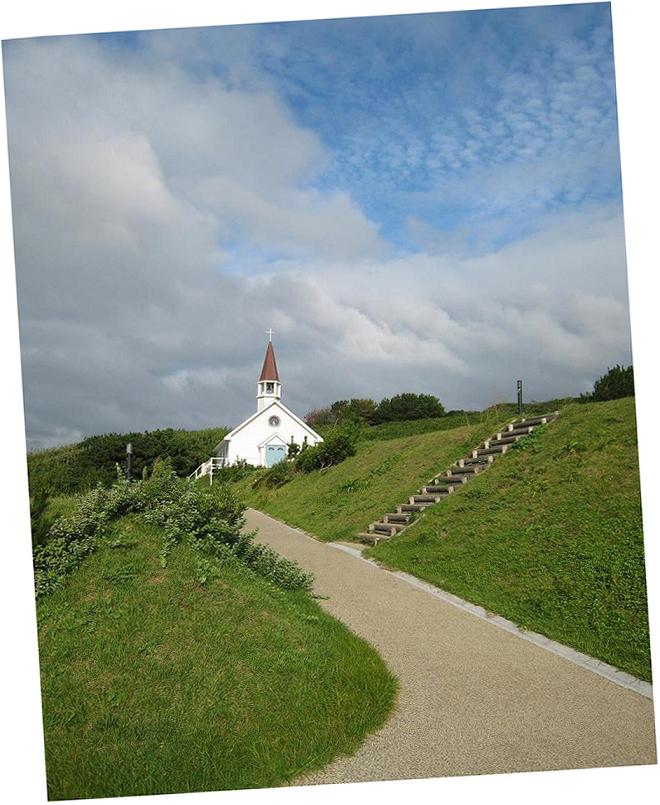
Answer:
xmin=239 ymin=421 xmax=496 ymax=542
xmin=38 ymin=515 xmax=396 ymax=799
xmin=370 ymin=398 xmax=651 ymax=680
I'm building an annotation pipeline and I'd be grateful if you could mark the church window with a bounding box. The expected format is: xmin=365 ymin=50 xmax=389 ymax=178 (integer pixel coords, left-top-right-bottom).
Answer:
xmin=266 ymin=382 xmax=274 ymax=393
xmin=268 ymin=415 xmax=281 ymax=427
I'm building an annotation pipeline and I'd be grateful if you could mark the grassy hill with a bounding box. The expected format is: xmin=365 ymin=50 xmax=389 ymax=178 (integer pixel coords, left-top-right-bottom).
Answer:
xmin=27 ymin=398 xmax=576 ymax=497
xmin=368 ymin=398 xmax=650 ymax=680
xmin=38 ymin=513 xmax=396 ymax=799
xmin=237 ymin=420 xmax=498 ymax=542
xmin=230 ymin=398 xmax=650 ymax=681
xmin=313 ymin=398 xmax=577 ymax=443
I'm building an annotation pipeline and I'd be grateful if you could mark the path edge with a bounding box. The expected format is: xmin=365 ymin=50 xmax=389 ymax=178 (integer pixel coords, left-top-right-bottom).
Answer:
xmin=247 ymin=508 xmax=653 ymax=701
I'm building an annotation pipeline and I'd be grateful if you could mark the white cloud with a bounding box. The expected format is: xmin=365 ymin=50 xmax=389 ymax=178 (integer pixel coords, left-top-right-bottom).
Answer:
xmin=3 ymin=32 xmax=632 ymax=450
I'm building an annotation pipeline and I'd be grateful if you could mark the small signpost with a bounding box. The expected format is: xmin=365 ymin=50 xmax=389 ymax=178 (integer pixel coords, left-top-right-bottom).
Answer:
xmin=126 ymin=442 xmax=133 ymax=481
xmin=517 ymin=380 xmax=523 ymax=415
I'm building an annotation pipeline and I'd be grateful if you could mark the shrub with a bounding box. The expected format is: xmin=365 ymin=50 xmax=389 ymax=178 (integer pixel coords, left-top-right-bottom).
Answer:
xmin=253 ymin=460 xmax=294 ymax=489
xmin=34 ymin=485 xmax=113 ymax=597
xmin=211 ymin=459 xmax=256 ymax=484
xmin=287 ymin=439 xmax=301 ymax=459
xmin=581 ymin=365 xmax=635 ymax=402
xmin=374 ymin=393 xmax=445 ymax=423
xmin=211 ymin=531 xmax=313 ymax=591
xmin=295 ymin=430 xmax=357 ymax=472
xmin=33 ymin=462 xmax=313 ymax=598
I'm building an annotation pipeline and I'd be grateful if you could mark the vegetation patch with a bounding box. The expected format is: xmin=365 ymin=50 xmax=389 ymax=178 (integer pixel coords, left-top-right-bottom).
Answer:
xmin=368 ymin=398 xmax=651 ymax=680
xmin=34 ymin=461 xmax=312 ymax=598
xmin=27 ymin=426 xmax=229 ymax=496
xmin=38 ymin=517 xmax=397 ymax=799
xmin=233 ymin=421 xmax=495 ymax=542
xmin=580 ymin=364 xmax=634 ymax=403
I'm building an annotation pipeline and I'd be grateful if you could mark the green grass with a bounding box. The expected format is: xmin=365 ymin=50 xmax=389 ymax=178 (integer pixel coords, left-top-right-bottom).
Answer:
xmin=354 ymin=412 xmax=480 ymax=441
xmin=368 ymin=398 xmax=651 ymax=681
xmin=38 ymin=516 xmax=396 ymax=800
xmin=313 ymin=398 xmax=577 ymax=443
xmin=235 ymin=421 xmax=497 ymax=541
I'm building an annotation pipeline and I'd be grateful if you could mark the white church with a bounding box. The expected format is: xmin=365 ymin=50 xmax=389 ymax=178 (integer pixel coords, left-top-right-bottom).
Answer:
xmin=191 ymin=336 xmax=323 ymax=480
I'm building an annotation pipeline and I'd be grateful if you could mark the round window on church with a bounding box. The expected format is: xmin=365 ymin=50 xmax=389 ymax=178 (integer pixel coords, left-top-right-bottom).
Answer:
xmin=268 ymin=415 xmax=281 ymax=427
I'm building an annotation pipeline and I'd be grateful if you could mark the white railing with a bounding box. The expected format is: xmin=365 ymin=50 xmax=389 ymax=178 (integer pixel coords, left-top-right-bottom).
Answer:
xmin=188 ymin=456 xmax=227 ymax=483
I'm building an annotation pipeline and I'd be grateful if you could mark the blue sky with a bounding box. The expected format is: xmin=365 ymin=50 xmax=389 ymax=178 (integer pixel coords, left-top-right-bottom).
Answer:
xmin=119 ymin=3 xmax=621 ymax=254
xmin=3 ymin=3 xmax=633 ymax=449
xmin=256 ymin=4 xmax=620 ymax=250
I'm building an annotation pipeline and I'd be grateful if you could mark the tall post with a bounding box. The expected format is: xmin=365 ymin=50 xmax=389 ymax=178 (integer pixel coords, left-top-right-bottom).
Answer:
xmin=126 ymin=442 xmax=132 ymax=481
xmin=517 ymin=380 xmax=523 ymax=415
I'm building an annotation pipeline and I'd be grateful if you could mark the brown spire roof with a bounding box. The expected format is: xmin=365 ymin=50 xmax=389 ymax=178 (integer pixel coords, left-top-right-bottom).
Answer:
xmin=259 ymin=341 xmax=280 ymax=382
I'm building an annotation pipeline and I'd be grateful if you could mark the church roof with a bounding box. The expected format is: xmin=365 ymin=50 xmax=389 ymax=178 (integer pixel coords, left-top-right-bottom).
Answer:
xmin=259 ymin=341 xmax=280 ymax=382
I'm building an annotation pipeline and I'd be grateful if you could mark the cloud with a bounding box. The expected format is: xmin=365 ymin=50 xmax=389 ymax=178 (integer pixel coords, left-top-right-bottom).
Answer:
xmin=257 ymin=5 xmax=620 ymax=247
xmin=2 ymin=15 xmax=632 ymax=452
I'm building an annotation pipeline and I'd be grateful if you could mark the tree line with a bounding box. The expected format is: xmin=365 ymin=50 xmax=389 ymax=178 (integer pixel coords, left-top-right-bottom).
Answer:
xmin=305 ymin=393 xmax=447 ymax=427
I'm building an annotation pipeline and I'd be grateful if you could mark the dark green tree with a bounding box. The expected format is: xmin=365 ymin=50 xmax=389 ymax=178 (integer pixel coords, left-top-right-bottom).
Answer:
xmin=374 ymin=393 xmax=445 ymax=423
xmin=582 ymin=365 xmax=634 ymax=402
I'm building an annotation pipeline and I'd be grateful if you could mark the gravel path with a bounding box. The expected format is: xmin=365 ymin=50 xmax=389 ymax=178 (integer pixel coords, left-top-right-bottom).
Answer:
xmin=245 ymin=508 xmax=656 ymax=784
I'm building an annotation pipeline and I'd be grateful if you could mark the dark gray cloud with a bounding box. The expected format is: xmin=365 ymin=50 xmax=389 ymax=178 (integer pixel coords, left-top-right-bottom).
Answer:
xmin=3 ymin=31 xmax=632 ymax=451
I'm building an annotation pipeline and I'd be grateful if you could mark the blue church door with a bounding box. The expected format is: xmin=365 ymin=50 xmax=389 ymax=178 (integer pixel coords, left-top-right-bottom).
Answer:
xmin=266 ymin=444 xmax=286 ymax=467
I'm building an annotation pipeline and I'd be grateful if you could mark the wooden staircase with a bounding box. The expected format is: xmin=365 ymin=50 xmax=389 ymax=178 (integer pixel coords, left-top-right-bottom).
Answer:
xmin=357 ymin=412 xmax=559 ymax=545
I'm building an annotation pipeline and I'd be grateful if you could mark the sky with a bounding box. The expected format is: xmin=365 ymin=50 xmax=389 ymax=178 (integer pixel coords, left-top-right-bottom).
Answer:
xmin=2 ymin=2 xmax=633 ymax=451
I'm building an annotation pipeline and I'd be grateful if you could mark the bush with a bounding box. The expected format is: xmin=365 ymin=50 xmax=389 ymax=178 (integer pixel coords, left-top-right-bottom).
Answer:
xmin=374 ymin=393 xmax=445 ymax=423
xmin=307 ymin=394 xmax=446 ymax=428
xmin=581 ymin=365 xmax=634 ymax=402
xmin=33 ymin=462 xmax=313 ymax=598
xmin=253 ymin=460 xmax=294 ymax=489
xmin=295 ymin=430 xmax=357 ymax=473
xmin=211 ymin=459 xmax=256 ymax=484
xmin=287 ymin=439 xmax=301 ymax=459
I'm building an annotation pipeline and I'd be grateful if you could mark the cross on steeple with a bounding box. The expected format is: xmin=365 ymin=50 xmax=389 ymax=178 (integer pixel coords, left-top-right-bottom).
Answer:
xmin=266 ymin=327 xmax=274 ymax=342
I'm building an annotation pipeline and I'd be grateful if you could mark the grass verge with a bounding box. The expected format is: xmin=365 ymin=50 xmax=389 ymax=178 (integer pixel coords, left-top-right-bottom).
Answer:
xmin=38 ymin=515 xmax=396 ymax=799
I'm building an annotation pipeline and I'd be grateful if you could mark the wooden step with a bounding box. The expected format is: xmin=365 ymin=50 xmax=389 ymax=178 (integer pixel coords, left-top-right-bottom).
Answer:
xmin=384 ymin=513 xmax=411 ymax=524
xmin=431 ymin=475 xmax=467 ymax=485
xmin=484 ymin=435 xmax=521 ymax=448
xmin=474 ymin=444 xmax=508 ymax=457
xmin=494 ymin=426 xmax=533 ymax=439
xmin=370 ymin=522 xmax=398 ymax=535
xmin=447 ymin=465 xmax=482 ymax=476
xmin=458 ymin=455 xmax=494 ymax=467
xmin=373 ymin=521 xmax=407 ymax=533
xmin=421 ymin=485 xmax=454 ymax=495
xmin=411 ymin=494 xmax=444 ymax=504
xmin=509 ymin=413 xmax=557 ymax=428
xmin=357 ymin=532 xmax=385 ymax=545
xmin=398 ymin=503 xmax=433 ymax=512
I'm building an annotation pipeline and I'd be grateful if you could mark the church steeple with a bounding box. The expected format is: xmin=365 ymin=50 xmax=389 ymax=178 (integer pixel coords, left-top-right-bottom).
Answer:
xmin=257 ymin=335 xmax=282 ymax=411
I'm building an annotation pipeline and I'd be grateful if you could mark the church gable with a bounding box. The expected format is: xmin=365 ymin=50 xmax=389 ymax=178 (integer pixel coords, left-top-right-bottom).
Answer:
xmin=258 ymin=432 xmax=288 ymax=448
